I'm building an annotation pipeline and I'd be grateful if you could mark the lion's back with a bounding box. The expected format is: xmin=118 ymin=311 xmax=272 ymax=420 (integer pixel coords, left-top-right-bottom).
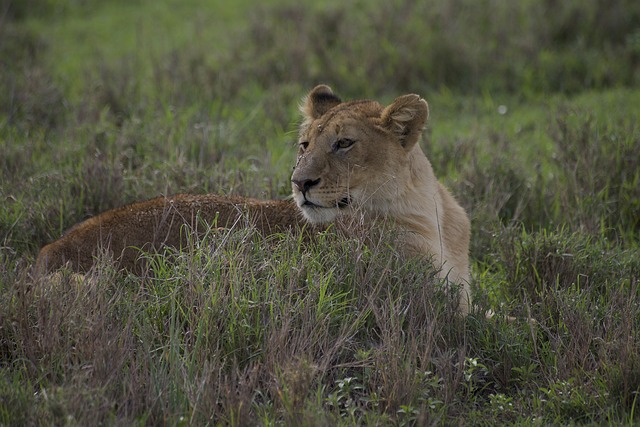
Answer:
xmin=35 ymin=194 xmax=302 ymax=274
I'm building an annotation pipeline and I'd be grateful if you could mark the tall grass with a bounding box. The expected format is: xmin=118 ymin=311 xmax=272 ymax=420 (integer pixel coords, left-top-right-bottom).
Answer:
xmin=1 ymin=0 xmax=639 ymax=424
xmin=3 ymin=221 xmax=639 ymax=424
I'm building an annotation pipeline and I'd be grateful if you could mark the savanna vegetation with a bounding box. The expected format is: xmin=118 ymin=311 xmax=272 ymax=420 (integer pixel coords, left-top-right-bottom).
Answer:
xmin=1 ymin=0 xmax=639 ymax=425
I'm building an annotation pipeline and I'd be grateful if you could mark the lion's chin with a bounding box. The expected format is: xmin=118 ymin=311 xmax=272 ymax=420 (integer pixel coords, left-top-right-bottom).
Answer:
xmin=293 ymin=193 xmax=350 ymax=224
xmin=298 ymin=204 xmax=340 ymax=224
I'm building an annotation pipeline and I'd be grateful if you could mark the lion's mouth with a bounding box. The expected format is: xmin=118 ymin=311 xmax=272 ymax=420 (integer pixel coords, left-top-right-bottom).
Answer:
xmin=301 ymin=197 xmax=350 ymax=209
xmin=337 ymin=197 xmax=351 ymax=208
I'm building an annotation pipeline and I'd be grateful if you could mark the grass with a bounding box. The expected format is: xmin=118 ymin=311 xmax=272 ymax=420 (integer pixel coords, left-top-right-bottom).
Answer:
xmin=1 ymin=0 xmax=640 ymax=424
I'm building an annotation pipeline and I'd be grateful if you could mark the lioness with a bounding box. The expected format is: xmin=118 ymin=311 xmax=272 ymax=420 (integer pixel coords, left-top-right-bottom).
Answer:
xmin=35 ymin=85 xmax=472 ymax=313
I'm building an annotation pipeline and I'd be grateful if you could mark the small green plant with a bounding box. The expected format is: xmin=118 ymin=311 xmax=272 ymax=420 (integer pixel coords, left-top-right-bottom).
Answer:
xmin=488 ymin=393 xmax=515 ymax=417
xmin=326 ymin=377 xmax=366 ymax=419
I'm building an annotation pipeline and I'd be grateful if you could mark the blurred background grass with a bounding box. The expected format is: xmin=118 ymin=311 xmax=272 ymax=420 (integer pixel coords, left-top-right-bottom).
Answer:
xmin=8 ymin=0 xmax=640 ymax=99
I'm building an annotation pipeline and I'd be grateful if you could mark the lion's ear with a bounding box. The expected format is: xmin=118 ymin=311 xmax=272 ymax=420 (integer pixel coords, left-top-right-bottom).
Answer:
xmin=381 ymin=94 xmax=429 ymax=150
xmin=301 ymin=85 xmax=342 ymax=120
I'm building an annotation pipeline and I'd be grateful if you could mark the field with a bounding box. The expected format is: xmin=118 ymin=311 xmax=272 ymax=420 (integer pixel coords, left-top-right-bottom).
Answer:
xmin=1 ymin=0 xmax=640 ymax=425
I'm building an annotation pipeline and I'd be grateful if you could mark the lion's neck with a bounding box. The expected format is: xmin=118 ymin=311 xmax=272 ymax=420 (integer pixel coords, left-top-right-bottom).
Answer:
xmin=387 ymin=146 xmax=443 ymax=244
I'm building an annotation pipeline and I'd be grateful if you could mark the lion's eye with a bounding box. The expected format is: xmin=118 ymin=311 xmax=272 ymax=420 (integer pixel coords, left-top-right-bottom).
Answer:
xmin=299 ymin=141 xmax=309 ymax=151
xmin=334 ymin=138 xmax=355 ymax=151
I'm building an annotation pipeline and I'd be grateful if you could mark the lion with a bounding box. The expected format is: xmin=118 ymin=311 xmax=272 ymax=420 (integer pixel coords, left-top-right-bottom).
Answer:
xmin=35 ymin=85 xmax=472 ymax=314
xmin=292 ymin=85 xmax=471 ymax=313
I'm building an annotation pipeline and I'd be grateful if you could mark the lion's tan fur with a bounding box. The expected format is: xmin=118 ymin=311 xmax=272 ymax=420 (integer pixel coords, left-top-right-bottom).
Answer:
xmin=36 ymin=86 xmax=472 ymax=313
xmin=36 ymin=195 xmax=302 ymax=274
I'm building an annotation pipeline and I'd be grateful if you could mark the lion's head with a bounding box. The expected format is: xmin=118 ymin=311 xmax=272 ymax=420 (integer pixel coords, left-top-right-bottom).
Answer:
xmin=291 ymin=85 xmax=430 ymax=224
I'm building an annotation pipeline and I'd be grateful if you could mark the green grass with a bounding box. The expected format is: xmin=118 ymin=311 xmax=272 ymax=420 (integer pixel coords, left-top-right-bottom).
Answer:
xmin=1 ymin=0 xmax=640 ymax=424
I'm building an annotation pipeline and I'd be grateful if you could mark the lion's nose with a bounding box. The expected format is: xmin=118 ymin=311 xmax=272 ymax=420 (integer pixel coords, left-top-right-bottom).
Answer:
xmin=292 ymin=178 xmax=320 ymax=193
